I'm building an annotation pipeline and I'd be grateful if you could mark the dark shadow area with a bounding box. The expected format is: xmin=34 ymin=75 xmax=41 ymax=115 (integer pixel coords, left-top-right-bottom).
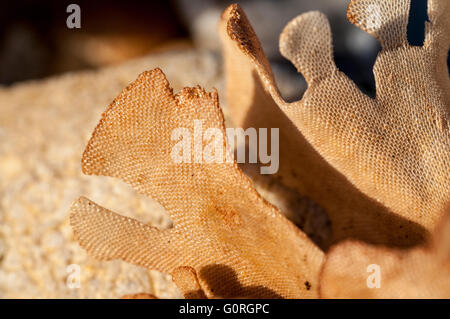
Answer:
xmin=238 ymin=161 xmax=332 ymax=248
xmin=199 ymin=264 xmax=283 ymax=299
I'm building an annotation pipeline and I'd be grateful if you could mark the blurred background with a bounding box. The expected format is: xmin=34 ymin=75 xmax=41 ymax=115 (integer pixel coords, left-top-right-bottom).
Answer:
xmin=1 ymin=0 xmax=445 ymax=98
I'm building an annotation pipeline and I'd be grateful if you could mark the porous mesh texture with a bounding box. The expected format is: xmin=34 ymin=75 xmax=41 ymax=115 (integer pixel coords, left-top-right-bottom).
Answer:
xmin=320 ymin=210 xmax=450 ymax=298
xmin=220 ymin=1 xmax=449 ymax=248
xmin=70 ymin=69 xmax=324 ymax=299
